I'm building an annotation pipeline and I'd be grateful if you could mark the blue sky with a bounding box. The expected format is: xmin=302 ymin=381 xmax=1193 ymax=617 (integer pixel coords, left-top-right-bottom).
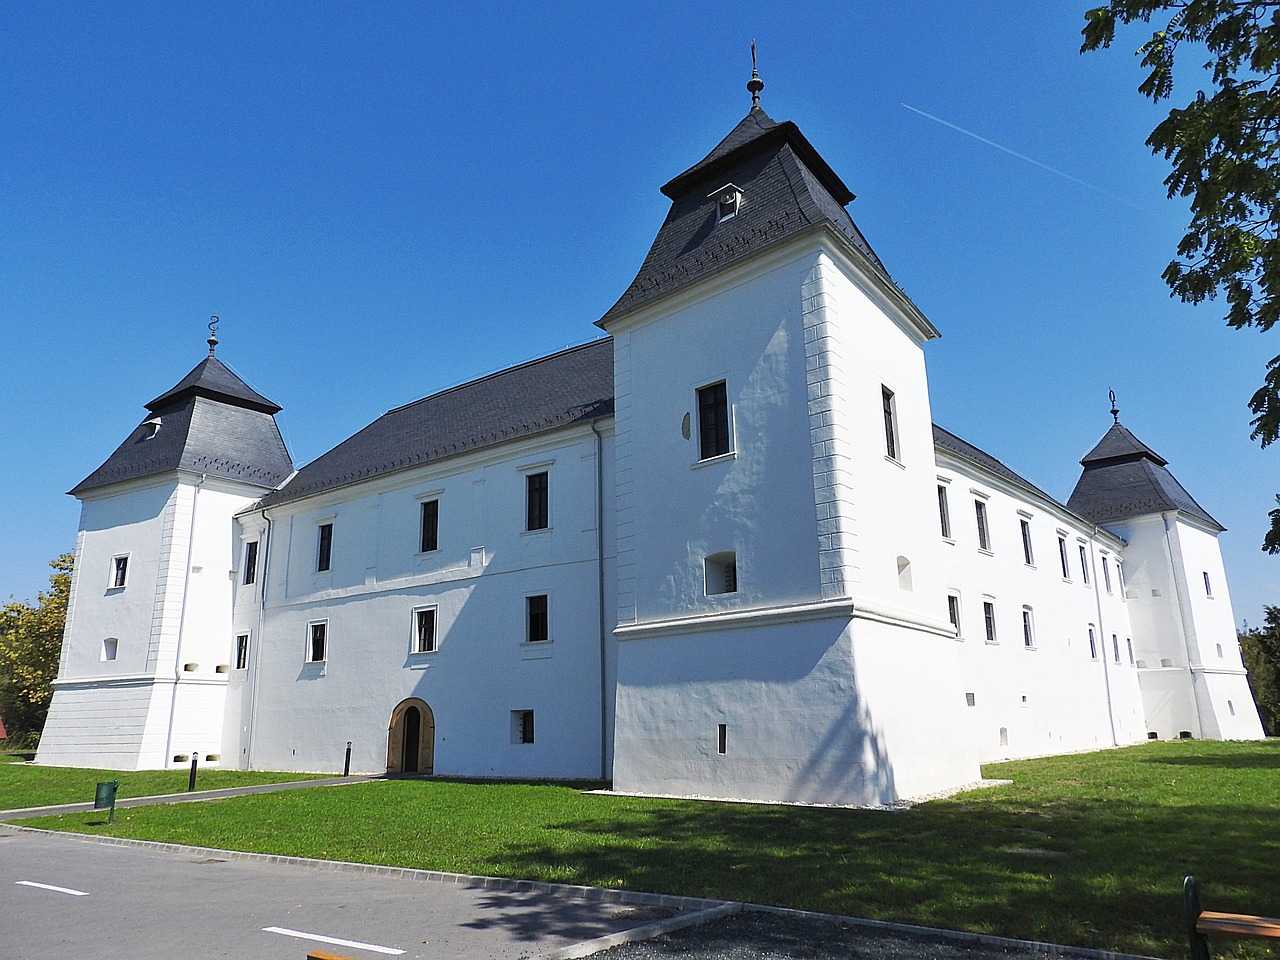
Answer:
xmin=3 ymin=4 xmax=1276 ymax=626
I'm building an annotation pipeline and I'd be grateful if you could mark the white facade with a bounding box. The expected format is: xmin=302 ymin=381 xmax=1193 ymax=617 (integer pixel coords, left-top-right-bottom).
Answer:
xmin=39 ymin=101 xmax=1264 ymax=798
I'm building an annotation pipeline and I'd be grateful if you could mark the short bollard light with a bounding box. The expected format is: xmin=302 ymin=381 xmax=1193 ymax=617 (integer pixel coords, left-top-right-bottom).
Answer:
xmin=344 ymin=740 xmax=353 ymax=777
xmin=188 ymin=753 xmax=199 ymax=792
xmin=93 ymin=780 xmax=119 ymax=824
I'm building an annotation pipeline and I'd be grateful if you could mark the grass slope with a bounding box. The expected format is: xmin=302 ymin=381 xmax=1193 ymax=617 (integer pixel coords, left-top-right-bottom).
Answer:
xmin=9 ymin=740 xmax=1280 ymax=958
xmin=0 ymin=751 xmax=325 ymax=809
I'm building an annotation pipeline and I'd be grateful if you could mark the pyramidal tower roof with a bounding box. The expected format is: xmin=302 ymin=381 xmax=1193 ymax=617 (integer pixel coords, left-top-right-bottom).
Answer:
xmin=1067 ymin=420 xmax=1223 ymax=532
xmin=599 ymin=69 xmax=918 ymax=328
xmin=71 ymin=337 xmax=293 ymax=497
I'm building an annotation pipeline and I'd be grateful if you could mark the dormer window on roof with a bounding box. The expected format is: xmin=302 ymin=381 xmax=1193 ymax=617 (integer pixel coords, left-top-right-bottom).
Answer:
xmin=709 ymin=183 xmax=743 ymax=223
xmin=140 ymin=418 xmax=162 ymax=441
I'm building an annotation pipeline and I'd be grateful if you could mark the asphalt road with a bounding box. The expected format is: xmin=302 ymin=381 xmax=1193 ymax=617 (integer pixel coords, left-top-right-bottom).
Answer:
xmin=0 ymin=828 xmax=679 ymax=960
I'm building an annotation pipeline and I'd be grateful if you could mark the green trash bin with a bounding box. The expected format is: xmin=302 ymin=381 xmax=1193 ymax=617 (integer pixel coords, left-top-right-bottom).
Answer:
xmin=93 ymin=780 xmax=119 ymax=823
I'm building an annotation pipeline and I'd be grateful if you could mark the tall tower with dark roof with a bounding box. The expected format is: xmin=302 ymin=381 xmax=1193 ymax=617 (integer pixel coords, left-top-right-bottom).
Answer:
xmin=599 ymin=87 xmax=979 ymax=805
xmin=37 ymin=343 xmax=293 ymax=770
xmin=1068 ymin=419 xmax=1263 ymax=740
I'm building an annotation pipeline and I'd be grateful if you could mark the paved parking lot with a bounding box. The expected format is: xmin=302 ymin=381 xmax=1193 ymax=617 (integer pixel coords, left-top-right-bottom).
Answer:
xmin=0 ymin=827 xmax=693 ymax=960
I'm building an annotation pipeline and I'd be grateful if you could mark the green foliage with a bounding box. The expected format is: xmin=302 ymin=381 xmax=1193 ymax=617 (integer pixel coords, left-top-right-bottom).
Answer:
xmin=1240 ymin=604 xmax=1280 ymax=733
xmin=1081 ymin=1 xmax=1280 ymax=551
xmin=0 ymin=553 xmax=72 ymax=738
xmin=18 ymin=740 xmax=1280 ymax=959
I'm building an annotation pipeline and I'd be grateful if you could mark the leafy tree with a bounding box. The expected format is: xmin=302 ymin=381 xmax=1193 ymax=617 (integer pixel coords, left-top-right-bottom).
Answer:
xmin=0 ymin=553 xmax=72 ymax=742
xmin=1240 ymin=605 xmax=1280 ymax=734
xmin=1081 ymin=1 xmax=1280 ymax=551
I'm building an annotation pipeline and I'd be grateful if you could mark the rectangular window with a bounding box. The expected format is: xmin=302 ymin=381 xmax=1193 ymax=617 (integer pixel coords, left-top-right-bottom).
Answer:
xmin=413 ymin=608 xmax=437 ymax=653
xmin=242 ymin=541 xmax=259 ymax=585
xmin=1127 ymin=638 xmax=1135 ymax=665
xmin=420 ymin=500 xmax=439 ymax=553
xmin=1079 ymin=545 xmax=1090 ymax=584
xmin=1058 ymin=536 xmax=1070 ymax=579
xmin=235 ymin=633 xmax=250 ymax=670
xmin=307 ymin=621 xmax=327 ymax=662
xmin=1203 ymin=571 xmax=1213 ymax=597
xmin=882 ymin=386 xmax=899 ymax=461
xmin=512 ymin=710 xmax=535 ymax=744
xmin=1112 ymin=633 xmax=1121 ymax=663
xmin=1020 ymin=519 xmax=1034 ymax=565
xmin=101 ymin=638 xmax=118 ymax=662
xmin=1022 ymin=607 xmax=1035 ymax=648
xmin=526 ymin=594 xmax=549 ymax=643
xmin=317 ymin=523 xmax=333 ymax=572
xmin=697 ymin=381 xmax=730 ymax=460
xmin=111 ymin=555 xmax=129 ymax=589
xmin=1088 ymin=626 xmax=1098 ymax=660
xmin=705 ymin=552 xmax=738 ymax=596
xmin=983 ymin=601 xmax=997 ymax=643
xmin=1116 ymin=561 xmax=1125 ymax=593
xmin=526 ymin=472 xmax=549 ymax=531
xmin=1103 ymin=556 xmax=1113 ymax=594
xmin=716 ymin=723 xmax=727 ymax=755
xmin=947 ymin=594 xmax=962 ymax=638
xmin=938 ymin=485 xmax=952 ymax=539
xmin=974 ymin=500 xmax=990 ymax=552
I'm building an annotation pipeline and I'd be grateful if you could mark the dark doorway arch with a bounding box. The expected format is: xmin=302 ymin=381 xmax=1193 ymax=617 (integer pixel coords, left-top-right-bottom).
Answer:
xmin=387 ymin=698 xmax=434 ymax=773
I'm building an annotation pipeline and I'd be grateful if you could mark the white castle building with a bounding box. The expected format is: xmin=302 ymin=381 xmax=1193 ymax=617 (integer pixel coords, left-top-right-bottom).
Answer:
xmin=36 ymin=87 xmax=1264 ymax=805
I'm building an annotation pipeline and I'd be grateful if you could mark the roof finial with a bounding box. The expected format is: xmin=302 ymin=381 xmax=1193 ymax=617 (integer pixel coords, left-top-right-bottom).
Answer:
xmin=207 ymin=315 xmax=220 ymax=357
xmin=747 ymin=40 xmax=764 ymax=109
xmin=1108 ymin=388 xmax=1119 ymax=424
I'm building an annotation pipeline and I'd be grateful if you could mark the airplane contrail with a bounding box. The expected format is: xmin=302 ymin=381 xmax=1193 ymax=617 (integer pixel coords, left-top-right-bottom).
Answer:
xmin=901 ymin=103 xmax=1154 ymax=213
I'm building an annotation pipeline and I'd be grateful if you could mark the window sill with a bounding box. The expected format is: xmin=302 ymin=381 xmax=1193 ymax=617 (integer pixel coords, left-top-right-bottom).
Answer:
xmin=408 ymin=649 xmax=438 ymax=657
xmin=105 ymin=586 xmax=126 ymax=595
xmin=692 ymin=451 xmax=736 ymax=470
xmin=941 ymin=536 xmax=956 ymax=545
xmin=884 ymin=455 xmax=905 ymax=470
xmin=977 ymin=548 xmax=994 ymax=557
xmin=521 ymin=527 xmax=551 ymax=538
xmin=415 ymin=549 xmax=441 ymax=558
xmin=1024 ymin=563 xmax=1036 ymax=570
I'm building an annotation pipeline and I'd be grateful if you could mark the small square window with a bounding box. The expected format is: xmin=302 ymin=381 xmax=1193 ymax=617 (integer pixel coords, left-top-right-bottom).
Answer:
xmin=526 ymin=472 xmax=549 ymax=531
xmin=937 ymin=485 xmax=952 ymax=539
xmin=697 ymin=381 xmax=731 ymax=460
xmin=526 ymin=594 xmax=549 ymax=643
xmin=307 ymin=621 xmax=327 ymax=662
xmin=235 ymin=633 xmax=250 ymax=670
xmin=242 ymin=541 xmax=259 ymax=586
xmin=512 ymin=710 xmax=535 ymax=744
xmin=705 ymin=552 xmax=738 ymax=596
xmin=317 ymin=523 xmax=333 ymax=573
xmin=420 ymin=500 xmax=439 ymax=553
xmin=413 ymin=608 xmax=437 ymax=654
xmin=101 ymin=638 xmax=118 ymax=662
xmin=111 ymin=555 xmax=129 ymax=589
xmin=965 ymin=692 xmax=976 ymax=707
xmin=974 ymin=501 xmax=990 ymax=552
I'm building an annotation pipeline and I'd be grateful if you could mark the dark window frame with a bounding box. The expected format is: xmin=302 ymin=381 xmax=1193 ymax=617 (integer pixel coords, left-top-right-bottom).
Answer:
xmin=235 ymin=633 xmax=250 ymax=670
xmin=697 ymin=381 xmax=731 ymax=460
xmin=526 ymin=472 xmax=549 ymax=531
xmin=317 ymin=523 xmax=333 ymax=572
xmin=419 ymin=499 xmax=439 ymax=553
xmin=1020 ymin=519 xmax=1034 ymax=565
xmin=975 ymin=500 xmax=990 ymax=552
xmin=882 ymin=386 xmax=899 ymax=461
xmin=938 ymin=485 xmax=952 ymax=539
xmin=526 ymin=594 xmax=549 ymax=644
xmin=414 ymin=607 xmax=437 ymax=654
xmin=308 ymin=621 xmax=327 ymax=662
xmin=243 ymin=541 xmax=259 ymax=586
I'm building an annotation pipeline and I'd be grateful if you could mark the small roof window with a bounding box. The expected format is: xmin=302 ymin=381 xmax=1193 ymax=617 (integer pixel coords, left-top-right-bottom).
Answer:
xmin=709 ymin=183 xmax=743 ymax=223
xmin=140 ymin=418 xmax=162 ymax=441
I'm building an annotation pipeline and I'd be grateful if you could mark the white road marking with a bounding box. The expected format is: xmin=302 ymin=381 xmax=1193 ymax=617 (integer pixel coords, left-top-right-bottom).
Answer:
xmin=16 ymin=880 xmax=90 ymax=896
xmin=263 ymin=925 xmax=405 ymax=955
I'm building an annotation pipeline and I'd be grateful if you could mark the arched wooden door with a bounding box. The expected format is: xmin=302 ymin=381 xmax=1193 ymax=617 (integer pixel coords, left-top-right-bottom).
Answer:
xmin=387 ymin=698 xmax=435 ymax=773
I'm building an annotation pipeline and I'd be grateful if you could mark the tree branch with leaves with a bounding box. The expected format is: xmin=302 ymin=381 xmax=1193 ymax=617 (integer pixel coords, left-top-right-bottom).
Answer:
xmin=1082 ymin=1 xmax=1280 ymax=551
xmin=0 ymin=553 xmax=72 ymax=744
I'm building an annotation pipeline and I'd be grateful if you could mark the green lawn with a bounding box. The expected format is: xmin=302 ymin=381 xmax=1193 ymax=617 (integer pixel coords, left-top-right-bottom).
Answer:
xmin=0 ymin=751 xmax=326 ymax=809
xmin=9 ymin=740 xmax=1280 ymax=958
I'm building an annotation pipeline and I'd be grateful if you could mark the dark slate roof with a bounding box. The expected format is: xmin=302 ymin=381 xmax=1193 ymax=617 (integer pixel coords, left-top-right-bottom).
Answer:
xmin=1067 ymin=422 xmax=1223 ymax=531
xmin=599 ymin=107 xmax=899 ymax=328
xmin=932 ymin=424 xmax=1059 ymax=506
xmin=257 ymin=338 xmax=614 ymax=509
xmin=147 ymin=355 xmax=282 ymax=414
xmin=70 ymin=394 xmax=294 ymax=496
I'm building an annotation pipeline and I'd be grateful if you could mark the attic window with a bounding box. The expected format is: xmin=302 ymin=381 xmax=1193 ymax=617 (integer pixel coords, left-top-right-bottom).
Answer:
xmin=140 ymin=418 xmax=162 ymax=440
xmin=709 ymin=183 xmax=743 ymax=223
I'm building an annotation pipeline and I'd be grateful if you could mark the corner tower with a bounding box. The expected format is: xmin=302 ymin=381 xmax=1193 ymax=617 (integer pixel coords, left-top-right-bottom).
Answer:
xmin=600 ymin=81 xmax=979 ymax=804
xmin=1067 ymin=416 xmax=1264 ymax=741
xmin=37 ymin=329 xmax=293 ymax=770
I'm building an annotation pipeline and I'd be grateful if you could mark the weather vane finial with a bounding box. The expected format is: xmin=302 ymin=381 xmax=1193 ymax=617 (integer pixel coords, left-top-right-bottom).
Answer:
xmin=747 ymin=40 xmax=764 ymax=109
xmin=1108 ymin=389 xmax=1119 ymax=424
xmin=207 ymin=316 xmax=220 ymax=357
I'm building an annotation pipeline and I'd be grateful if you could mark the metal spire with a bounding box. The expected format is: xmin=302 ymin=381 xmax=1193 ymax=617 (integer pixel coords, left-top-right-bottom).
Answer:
xmin=1109 ymin=388 xmax=1119 ymax=424
xmin=207 ymin=316 xmax=220 ymax=357
xmin=748 ymin=40 xmax=764 ymax=109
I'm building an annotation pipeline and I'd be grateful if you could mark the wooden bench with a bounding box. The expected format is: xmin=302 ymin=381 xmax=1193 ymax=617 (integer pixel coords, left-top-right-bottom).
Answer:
xmin=1185 ymin=876 xmax=1280 ymax=960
